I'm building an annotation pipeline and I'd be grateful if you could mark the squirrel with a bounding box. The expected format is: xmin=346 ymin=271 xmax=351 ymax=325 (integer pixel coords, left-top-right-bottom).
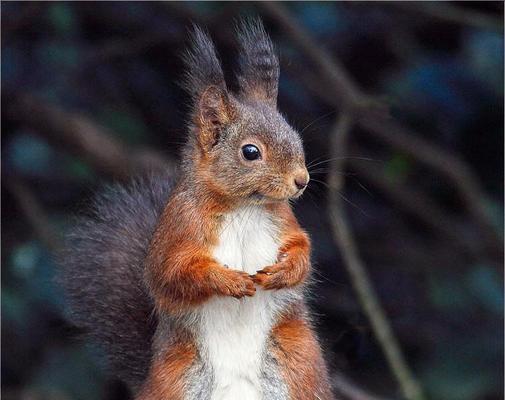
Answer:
xmin=59 ymin=19 xmax=334 ymax=400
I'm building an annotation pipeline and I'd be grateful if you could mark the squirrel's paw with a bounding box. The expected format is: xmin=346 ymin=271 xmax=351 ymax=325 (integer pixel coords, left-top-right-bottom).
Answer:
xmin=216 ymin=269 xmax=256 ymax=299
xmin=252 ymin=258 xmax=307 ymax=290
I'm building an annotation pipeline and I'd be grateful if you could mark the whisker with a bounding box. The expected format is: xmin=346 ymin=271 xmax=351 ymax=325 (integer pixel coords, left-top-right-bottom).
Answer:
xmin=333 ymin=190 xmax=371 ymax=218
xmin=304 ymin=190 xmax=322 ymax=211
xmin=310 ymin=178 xmax=331 ymax=190
xmin=309 ymin=178 xmax=371 ymax=217
xmin=305 ymin=181 xmax=326 ymax=197
xmin=306 ymin=155 xmax=327 ymax=169
xmin=308 ymin=168 xmax=356 ymax=176
xmin=300 ymin=110 xmax=337 ymax=135
xmin=350 ymin=177 xmax=374 ymax=198
xmin=308 ymin=167 xmax=332 ymax=174
xmin=307 ymin=156 xmax=381 ymax=170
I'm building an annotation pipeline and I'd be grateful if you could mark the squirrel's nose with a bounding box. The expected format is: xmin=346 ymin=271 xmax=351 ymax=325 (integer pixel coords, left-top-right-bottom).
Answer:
xmin=294 ymin=177 xmax=308 ymax=190
xmin=294 ymin=171 xmax=310 ymax=190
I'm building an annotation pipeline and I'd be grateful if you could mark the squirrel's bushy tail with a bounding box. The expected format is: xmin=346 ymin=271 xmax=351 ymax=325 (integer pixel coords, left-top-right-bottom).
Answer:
xmin=58 ymin=172 xmax=174 ymax=390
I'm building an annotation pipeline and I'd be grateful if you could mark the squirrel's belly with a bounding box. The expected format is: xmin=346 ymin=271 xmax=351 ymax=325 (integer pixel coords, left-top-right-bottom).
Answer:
xmin=198 ymin=206 xmax=282 ymax=400
xmin=194 ymin=292 xmax=295 ymax=400
xmin=198 ymin=292 xmax=279 ymax=400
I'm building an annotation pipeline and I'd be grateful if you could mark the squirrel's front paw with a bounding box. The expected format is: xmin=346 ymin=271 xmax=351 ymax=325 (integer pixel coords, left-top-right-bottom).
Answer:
xmin=252 ymin=255 xmax=308 ymax=290
xmin=215 ymin=269 xmax=256 ymax=299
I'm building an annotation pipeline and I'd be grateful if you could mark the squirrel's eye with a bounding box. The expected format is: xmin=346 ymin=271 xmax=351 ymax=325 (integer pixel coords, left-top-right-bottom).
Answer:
xmin=241 ymin=144 xmax=261 ymax=161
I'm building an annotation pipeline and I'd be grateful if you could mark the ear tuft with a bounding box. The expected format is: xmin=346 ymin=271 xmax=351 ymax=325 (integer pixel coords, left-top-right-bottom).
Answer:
xmin=236 ymin=17 xmax=279 ymax=107
xmin=182 ymin=25 xmax=227 ymax=102
xmin=182 ymin=26 xmax=234 ymax=151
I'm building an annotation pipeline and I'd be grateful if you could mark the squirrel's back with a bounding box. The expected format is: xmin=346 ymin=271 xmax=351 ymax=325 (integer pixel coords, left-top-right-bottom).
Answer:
xmin=59 ymin=171 xmax=174 ymax=390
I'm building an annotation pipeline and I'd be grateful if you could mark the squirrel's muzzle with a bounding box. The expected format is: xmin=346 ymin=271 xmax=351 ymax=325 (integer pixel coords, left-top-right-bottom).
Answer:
xmin=292 ymin=169 xmax=310 ymax=197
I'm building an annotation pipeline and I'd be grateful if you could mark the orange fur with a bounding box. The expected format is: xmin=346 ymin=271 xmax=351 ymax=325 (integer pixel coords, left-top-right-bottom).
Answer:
xmin=145 ymin=183 xmax=256 ymax=315
xmin=136 ymin=334 xmax=197 ymax=400
xmin=253 ymin=203 xmax=311 ymax=289
xmin=270 ymin=307 xmax=334 ymax=400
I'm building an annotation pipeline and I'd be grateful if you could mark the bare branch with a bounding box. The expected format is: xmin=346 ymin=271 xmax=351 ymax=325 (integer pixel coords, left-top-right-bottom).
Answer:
xmin=326 ymin=115 xmax=426 ymax=400
xmin=262 ymin=2 xmax=502 ymax=258
xmin=359 ymin=115 xmax=502 ymax=258
xmin=5 ymin=93 xmax=176 ymax=180
xmin=260 ymin=2 xmax=366 ymax=109
xmin=348 ymin=157 xmax=484 ymax=258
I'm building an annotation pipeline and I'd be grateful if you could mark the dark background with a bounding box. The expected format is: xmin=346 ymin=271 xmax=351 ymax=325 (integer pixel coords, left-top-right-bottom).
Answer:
xmin=2 ymin=2 xmax=503 ymax=400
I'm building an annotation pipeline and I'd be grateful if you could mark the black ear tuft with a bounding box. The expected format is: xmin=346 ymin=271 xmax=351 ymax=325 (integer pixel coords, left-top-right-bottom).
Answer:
xmin=182 ymin=25 xmax=235 ymax=150
xmin=182 ymin=25 xmax=227 ymax=102
xmin=236 ymin=17 xmax=279 ymax=107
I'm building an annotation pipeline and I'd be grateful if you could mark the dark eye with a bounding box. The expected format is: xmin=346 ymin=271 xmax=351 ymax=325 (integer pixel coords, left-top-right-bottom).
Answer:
xmin=241 ymin=144 xmax=261 ymax=161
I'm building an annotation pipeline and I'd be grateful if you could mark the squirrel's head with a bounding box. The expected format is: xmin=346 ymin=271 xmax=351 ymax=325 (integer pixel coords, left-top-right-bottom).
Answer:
xmin=182 ymin=19 xmax=309 ymax=204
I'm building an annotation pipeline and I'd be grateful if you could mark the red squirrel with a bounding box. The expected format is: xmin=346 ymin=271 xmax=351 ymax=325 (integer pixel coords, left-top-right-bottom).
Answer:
xmin=60 ymin=19 xmax=334 ymax=400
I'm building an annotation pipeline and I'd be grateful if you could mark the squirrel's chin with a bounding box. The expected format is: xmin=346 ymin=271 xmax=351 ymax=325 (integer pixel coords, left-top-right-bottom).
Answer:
xmin=290 ymin=192 xmax=304 ymax=200
xmin=248 ymin=192 xmax=290 ymax=204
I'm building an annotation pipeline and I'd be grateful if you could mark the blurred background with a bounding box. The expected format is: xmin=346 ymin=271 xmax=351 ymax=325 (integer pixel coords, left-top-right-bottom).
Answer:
xmin=2 ymin=2 xmax=503 ymax=400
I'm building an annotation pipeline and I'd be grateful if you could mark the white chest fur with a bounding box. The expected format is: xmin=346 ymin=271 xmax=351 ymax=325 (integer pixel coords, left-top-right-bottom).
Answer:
xmin=197 ymin=206 xmax=282 ymax=400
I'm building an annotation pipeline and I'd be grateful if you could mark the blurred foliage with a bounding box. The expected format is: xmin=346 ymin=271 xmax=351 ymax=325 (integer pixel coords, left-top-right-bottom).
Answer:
xmin=2 ymin=2 xmax=503 ymax=400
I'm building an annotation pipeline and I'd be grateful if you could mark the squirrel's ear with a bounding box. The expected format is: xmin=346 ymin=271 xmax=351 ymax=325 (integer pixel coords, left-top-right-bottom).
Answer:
xmin=197 ymin=85 xmax=235 ymax=150
xmin=182 ymin=26 xmax=234 ymax=150
xmin=236 ymin=18 xmax=279 ymax=107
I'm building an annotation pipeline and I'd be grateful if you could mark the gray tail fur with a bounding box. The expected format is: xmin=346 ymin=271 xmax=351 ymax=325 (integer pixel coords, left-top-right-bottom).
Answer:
xmin=57 ymin=171 xmax=174 ymax=391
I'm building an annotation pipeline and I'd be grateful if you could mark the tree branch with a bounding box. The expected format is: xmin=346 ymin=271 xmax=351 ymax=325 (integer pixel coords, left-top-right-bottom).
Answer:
xmin=327 ymin=114 xmax=426 ymax=400
xmin=5 ymin=93 xmax=176 ymax=180
xmin=347 ymin=157 xmax=484 ymax=259
xmin=359 ymin=115 xmax=502 ymax=258
xmin=261 ymin=2 xmax=501 ymax=258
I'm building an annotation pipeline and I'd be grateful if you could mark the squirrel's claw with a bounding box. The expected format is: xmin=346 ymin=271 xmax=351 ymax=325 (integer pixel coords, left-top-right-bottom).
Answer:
xmin=219 ymin=269 xmax=256 ymax=298
xmin=252 ymin=257 xmax=307 ymax=290
xmin=252 ymin=263 xmax=286 ymax=289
